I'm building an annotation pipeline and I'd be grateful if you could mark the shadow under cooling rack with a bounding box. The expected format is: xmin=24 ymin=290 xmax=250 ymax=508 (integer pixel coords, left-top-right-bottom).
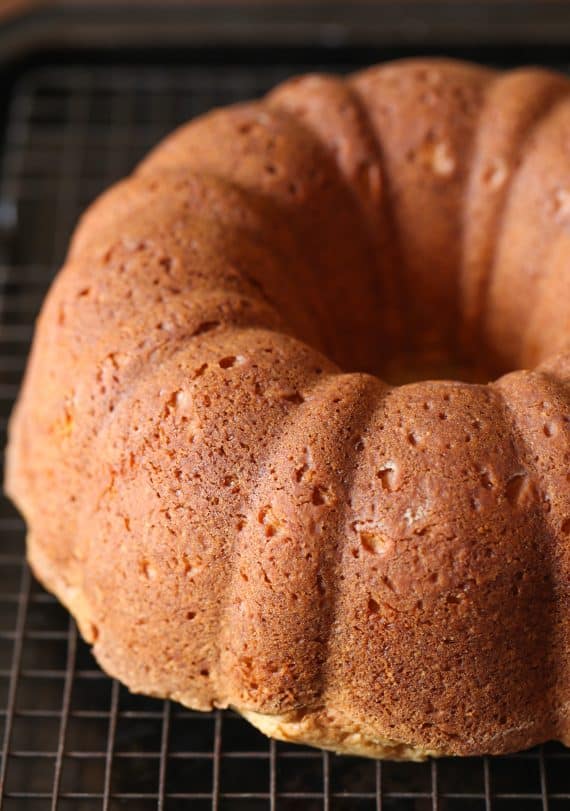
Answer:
xmin=0 ymin=59 xmax=569 ymax=811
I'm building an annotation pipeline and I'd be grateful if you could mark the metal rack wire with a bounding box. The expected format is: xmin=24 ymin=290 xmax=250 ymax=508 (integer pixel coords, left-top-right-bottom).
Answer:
xmin=0 ymin=59 xmax=569 ymax=811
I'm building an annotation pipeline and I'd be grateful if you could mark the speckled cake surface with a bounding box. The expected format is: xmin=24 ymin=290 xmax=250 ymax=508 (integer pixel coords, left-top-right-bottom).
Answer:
xmin=5 ymin=58 xmax=570 ymax=760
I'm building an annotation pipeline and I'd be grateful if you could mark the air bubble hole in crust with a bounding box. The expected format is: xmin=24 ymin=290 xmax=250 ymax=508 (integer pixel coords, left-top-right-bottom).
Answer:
xmin=377 ymin=464 xmax=398 ymax=492
xmin=359 ymin=530 xmax=388 ymax=555
xmin=140 ymin=559 xmax=157 ymax=580
xmin=367 ymin=597 xmax=379 ymax=614
xmin=505 ymin=472 xmax=533 ymax=507
xmin=191 ymin=320 xmax=220 ymax=337
xmin=219 ymin=355 xmax=243 ymax=369
xmin=282 ymin=391 xmax=305 ymax=404
xmin=311 ymin=484 xmax=333 ymax=506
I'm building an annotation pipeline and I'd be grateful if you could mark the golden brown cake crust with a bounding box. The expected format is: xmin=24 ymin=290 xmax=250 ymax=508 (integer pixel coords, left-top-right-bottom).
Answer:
xmin=5 ymin=58 xmax=570 ymax=759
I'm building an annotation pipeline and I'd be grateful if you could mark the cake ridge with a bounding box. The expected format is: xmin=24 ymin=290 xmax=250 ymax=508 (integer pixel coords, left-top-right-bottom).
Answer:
xmin=461 ymin=69 xmax=570 ymax=363
xmin=494 ymin=368 xmax=570 ymax=741
xmin=269 ymin=72 xmax=407 ymax=369
xmin=351 ymin=59 xmax=492 ymax=372
xmin=220 ymin=368 xmax=337 ymax=704
xmin=347 ymin=76 xmax=411 ymax=365
xmin=216 ymin=369 xmax=346 ymax=711
xmin=485 ymin=94 xmax=570 ymax=370
xmin=472 ymin=76 xmax=570 ymax=370
xmin=316 ymin=376 xmax=392 ymax=706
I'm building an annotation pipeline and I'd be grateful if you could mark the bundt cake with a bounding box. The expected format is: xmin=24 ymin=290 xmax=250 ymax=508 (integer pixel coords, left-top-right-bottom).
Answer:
xmin=5 ymin=58 xmax=570 ymax=760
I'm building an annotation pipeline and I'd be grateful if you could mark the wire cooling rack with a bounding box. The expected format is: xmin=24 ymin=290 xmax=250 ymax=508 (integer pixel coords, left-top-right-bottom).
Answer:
xmin=0 ymin=58 xmax=569 ymax=811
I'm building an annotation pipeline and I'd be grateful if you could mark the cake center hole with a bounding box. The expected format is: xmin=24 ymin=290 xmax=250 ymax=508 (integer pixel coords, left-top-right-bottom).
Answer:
xmin=377 ymin=347 xmax=495 ymax=386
